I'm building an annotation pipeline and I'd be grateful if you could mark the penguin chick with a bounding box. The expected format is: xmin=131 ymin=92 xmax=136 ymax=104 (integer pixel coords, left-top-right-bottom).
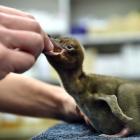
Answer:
xmin=44 ymin=37 xmax=140 ymax=137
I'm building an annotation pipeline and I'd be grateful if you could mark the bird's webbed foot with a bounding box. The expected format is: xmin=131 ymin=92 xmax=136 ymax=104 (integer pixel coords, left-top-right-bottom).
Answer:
xmin=99 ymin=126 xmax=131 ymax=138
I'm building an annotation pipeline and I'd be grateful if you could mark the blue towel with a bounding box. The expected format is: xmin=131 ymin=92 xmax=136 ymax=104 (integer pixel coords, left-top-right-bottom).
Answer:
xmin=32 ymin=123 xmax=140 ymax=140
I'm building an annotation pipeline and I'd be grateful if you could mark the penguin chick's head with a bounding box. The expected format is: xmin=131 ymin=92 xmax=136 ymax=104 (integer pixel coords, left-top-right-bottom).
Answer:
xmin=45 ymin=37 xmax=84 ymax=71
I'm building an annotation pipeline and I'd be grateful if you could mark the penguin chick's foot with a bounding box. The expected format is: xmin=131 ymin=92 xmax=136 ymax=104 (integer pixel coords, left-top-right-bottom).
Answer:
xmin=99 ymin=127 xmax=131 ymax=138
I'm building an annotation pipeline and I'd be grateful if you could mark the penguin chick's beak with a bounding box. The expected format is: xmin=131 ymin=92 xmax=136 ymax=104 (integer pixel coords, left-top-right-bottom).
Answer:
xmin=45 ymin=36 xmax=65 ymax=56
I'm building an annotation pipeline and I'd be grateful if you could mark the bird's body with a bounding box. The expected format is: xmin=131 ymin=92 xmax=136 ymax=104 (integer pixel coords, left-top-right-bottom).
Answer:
xmin=44 ymin=37 xmax=140 ymax=137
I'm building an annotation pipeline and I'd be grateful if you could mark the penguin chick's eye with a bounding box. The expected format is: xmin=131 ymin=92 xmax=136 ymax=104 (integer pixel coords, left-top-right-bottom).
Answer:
xmin=64 ymin=45 xmax=74 ymax=51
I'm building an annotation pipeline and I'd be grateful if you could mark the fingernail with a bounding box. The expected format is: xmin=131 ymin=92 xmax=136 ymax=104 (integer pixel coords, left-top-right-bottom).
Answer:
xmin=44 ymin=36 xmax=54 ymax=52
xmin=48 ymin=39 xmax=54 ymax=51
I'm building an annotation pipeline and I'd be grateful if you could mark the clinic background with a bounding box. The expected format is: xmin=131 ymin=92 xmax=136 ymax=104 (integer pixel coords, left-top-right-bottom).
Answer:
xmin=0 ymin=0 xmax=140 ymax=139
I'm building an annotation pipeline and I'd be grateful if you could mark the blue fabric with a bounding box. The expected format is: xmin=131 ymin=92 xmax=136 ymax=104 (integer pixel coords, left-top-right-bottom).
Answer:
xmin=32 ymin=123 xmax=140 ymax=140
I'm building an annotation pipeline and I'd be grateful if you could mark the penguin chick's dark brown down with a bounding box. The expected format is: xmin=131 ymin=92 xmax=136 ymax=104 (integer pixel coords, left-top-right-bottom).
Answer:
xmin=44 ymin=37 xmax=140 ymax=137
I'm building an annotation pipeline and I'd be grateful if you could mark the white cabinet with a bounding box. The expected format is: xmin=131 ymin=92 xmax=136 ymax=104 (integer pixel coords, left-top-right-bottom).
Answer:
xmin=0 ymin=0 xmax=70 ymax=35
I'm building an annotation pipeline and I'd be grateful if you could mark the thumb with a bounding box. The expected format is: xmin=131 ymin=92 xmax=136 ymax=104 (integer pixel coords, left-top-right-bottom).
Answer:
xmin=43 ymin=33 xmax=54 ymax=53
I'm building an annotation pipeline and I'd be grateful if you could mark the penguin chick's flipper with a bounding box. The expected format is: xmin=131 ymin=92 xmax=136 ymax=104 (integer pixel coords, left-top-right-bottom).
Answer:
xmin=99 ymin=126 xmax=131 ymax=138
xmin=89 ymin=94 xmax=133 ymax=122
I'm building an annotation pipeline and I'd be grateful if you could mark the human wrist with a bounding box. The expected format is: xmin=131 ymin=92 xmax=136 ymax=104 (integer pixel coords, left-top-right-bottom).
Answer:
xmin=40 ymin=85 xmax=79 ymax=122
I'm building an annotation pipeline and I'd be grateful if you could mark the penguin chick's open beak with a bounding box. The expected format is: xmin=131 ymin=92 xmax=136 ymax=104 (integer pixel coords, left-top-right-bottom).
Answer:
xmin=45 ymin=36 xmax=65 ymax=56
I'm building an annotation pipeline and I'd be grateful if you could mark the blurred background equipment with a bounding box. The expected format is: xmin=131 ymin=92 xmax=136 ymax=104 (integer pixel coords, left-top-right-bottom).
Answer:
xmin=0 ymin=0 xmax=140 ymax=139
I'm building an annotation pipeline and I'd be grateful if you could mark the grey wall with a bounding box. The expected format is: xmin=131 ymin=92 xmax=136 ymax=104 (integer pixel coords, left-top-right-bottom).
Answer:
xmin=71 ymin=0 xmax=140 ymax=22
xmin=0 ymin=0 xmax=59 ymax=14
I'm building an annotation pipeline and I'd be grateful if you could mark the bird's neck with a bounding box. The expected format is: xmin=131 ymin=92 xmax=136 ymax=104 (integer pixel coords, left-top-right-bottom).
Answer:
xmin=57 ymin=68 xmax=86 ymax=97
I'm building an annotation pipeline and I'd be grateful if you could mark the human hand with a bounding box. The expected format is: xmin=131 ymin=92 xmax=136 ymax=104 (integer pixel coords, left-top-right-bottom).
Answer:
xmin=0 ymin=6 xmax=53 ymax=79
xmin=57 ymin=88 xmax=89 ymax=123
xmin=0 ymin=72 xmax=88 ymax=124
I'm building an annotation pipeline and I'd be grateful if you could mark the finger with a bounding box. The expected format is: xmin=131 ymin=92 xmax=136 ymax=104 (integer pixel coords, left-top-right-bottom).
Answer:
xmin=0 ymin=5 xmax=34 ymax=18
xmin=0 ymin=44 xmax=10 ymax=78
xmin=7 ymin=49 xmax=35 ymax=73
xmin=43 ymin=33 xmax=54 ymax=52
xmin=1 ymin=28 xmax=44 ymax=58
xmin=0 ymin=13 xmax=41 ymax=33
xmin=0 ymin=44 xmax=34 ymax=76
